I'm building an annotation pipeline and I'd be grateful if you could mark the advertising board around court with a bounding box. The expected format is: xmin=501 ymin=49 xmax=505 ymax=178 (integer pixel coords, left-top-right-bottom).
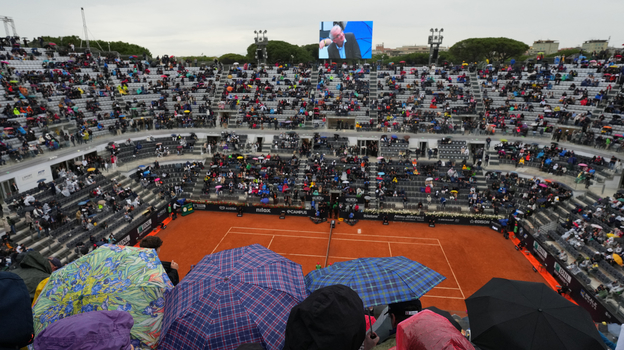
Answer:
xmin=318 ymin=21 xmax=373 ymax=60
xmin=191 ymin=203 xmax=314 ymax=217
xmin=344 ymin=211 xmax=495 ymax=226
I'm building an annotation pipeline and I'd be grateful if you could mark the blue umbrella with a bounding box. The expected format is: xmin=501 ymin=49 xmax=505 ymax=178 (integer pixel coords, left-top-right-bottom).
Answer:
xmin=159 ymin=244 xmax=306 ymax=350
xmin=37 ymin=179 xmax=47 ymax=183
xmin=305 ymin=256 xmax=445 ymax=307
xmin=378 ymin=172 xmax=385 ymax=175
xmin=78 ymin=201 xmax=89 ymax=206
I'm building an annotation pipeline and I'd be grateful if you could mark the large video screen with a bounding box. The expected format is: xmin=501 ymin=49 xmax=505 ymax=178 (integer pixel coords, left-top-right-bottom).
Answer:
xmin=319 ymin=21 xmax=373 ymax=60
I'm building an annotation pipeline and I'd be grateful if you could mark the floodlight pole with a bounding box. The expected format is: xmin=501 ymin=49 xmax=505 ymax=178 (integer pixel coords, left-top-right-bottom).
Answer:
xmin=81 ymin=8 xmax=90 ymax=51
xmin=0 ymin=16 xmax=18 ymax=37
xmin=254 ymin=30 xmax=268 ymax=66
xmin=428 ymin=28 xmax=444 ymax=66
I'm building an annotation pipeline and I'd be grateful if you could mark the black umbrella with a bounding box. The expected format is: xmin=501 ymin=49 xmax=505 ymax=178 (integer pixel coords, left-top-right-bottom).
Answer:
xmin=465 ymin=278 xmax=606 ymax=350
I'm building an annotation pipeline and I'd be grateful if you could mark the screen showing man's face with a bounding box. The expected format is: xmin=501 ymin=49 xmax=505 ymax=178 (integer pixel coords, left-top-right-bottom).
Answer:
xmin=331 ymin=26 xmax=345 ymax=47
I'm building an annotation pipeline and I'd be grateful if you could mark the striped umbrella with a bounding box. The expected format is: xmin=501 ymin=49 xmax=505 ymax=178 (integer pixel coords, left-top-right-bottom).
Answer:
xmin=305 ymin=257 xmax=445 ymax=307
xmin=159 ymin=244 xmax=307 ymax=350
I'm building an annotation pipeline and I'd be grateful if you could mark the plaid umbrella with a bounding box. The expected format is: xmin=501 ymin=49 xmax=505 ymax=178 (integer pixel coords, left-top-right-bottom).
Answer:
xmin=159 ymin=244 xmax=307 ymax=350
xmin=305 ymin=257 xmax=445 ymax=307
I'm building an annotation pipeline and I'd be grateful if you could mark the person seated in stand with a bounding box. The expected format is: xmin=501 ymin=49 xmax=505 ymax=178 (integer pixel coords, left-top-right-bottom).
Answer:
xmin=372 ymin=299 xmax=422 ymax=350
xmin=139 ymin=236 xmax=179 ymax=286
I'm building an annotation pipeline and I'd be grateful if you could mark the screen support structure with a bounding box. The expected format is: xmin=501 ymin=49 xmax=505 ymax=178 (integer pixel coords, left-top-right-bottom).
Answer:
xmin=0 ymin=16 xmax=18 ymax=38
xmin=254 ymin=30 xmax=268 ymax=66
xmin=428 ymin=28 xmax=444 ymax=66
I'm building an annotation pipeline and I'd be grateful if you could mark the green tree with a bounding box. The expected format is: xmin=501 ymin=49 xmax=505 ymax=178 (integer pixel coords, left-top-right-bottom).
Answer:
xmin=301 ymin=43 xmax=319 ymax=60
xmin=370 ymin=51 xmax=457 ymax=66
xmin=245 ymin=41 xmax=314 ymax=64
xmin=218 ymin=53 xmax=248 ymax=64
xmin=41 ymin=35 xmax=152 ymax=57
xmin=449 ymin=38 xmax=528 ymax=64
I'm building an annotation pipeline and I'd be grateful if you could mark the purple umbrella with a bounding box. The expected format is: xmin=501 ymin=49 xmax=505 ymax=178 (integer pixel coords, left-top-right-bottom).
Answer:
xmin=159 ymin=244 xmax=307 ymax=350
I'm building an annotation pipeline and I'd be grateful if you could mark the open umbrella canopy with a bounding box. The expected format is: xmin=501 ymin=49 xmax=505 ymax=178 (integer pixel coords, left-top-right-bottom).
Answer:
xmin=32 ymin=245 xmax=174 ymax=349
xmin=465 ymin=278 xmax=606 ymax=350
xmin=305 ymin=256 xmax=445 ymax=307
xmin=87 ymin=168 xmax=96 ymax=172
xmin=578 ymin=163 xmax=588 ymax=167
xmin=37 ymin=178 xmax=47 ymax=183
xmin=500 ymin=139 xmax=508 ymax=142
xmin=159 ymin=244 xmax=307 ymax=350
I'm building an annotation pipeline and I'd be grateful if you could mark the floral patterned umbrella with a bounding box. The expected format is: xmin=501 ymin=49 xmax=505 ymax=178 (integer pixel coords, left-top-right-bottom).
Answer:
xmin=32 ymin=244 xmax=173 ymax=349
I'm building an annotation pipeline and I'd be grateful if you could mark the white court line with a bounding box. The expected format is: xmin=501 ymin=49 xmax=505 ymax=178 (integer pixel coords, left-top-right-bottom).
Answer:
xmin=276 ymin=252 xmax=357 ymax=260
xmin=211 ymin=227 xmax=232 ymax=254
xmin=433 ymin=287 xmax=462 ymax=290
xmin=229 ymin=231 xmax=328 ymax=240
xmin=267 ymin=235 xmax=275 ymax=250
xmin=230 ymin=227 xmax=330 ymax=234
xmin=332 ymin=238 xmax=439 ymax=246
xmin=420 ymin=295 xmax=466 ymax=300
xmin=229 ymin=232 xmax=439 ymax=246
xmin=388 ymin=242 xmax=392 ymax=257
xmin=334 ymin=232 xmax=439 ymax=241
xmin=437 ymin=239 xmax=466 ymax=299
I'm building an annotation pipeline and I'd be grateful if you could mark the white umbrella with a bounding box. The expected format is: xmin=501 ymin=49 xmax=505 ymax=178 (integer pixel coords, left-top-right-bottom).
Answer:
xmin=425 ymin=177 xmax=433 ymax=181
xmin=342 ymin=180 xmax=349 ymax=184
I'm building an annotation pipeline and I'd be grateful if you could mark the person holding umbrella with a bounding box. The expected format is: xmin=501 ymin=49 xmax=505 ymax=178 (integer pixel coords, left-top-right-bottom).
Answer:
xmin=139 ymin=236 xmax=179 ymax=286
xmin=372 ymin=299 xmax=423 ymax=350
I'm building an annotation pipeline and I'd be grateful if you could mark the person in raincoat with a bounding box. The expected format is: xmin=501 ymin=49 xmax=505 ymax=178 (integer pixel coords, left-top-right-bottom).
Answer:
xmin=11 ymin=251 xmax=52 ymax=301
xmin=34 ymin=310 xmax=136 ymax=350
xmin=372 ymin=299 xmax=423 ymax=350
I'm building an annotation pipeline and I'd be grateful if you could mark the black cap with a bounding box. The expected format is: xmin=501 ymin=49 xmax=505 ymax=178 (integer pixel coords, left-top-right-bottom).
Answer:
xmin=283 ymin=285 xmax=365 ymax=350
xmin=386 ymin=299 xmax=423 ymax=317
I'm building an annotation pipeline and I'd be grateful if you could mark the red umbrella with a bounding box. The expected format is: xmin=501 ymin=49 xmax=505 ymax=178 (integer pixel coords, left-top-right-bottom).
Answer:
xmin=539 ymin=183 xmax=548 ymax=188
xmin=578 ymin=163 xmax=587 ymax=167
xmin=48 ymin=43 xmax=56 ymax=46
xmin=376 ymin=177 xmax=383 ymax=180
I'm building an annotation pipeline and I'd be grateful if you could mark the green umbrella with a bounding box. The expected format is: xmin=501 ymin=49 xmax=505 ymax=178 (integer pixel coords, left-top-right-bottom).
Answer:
xmin=33 ymin=244 xmax=174 ymax=349
xmin=9 ymin=80 xmax=18 ymax=83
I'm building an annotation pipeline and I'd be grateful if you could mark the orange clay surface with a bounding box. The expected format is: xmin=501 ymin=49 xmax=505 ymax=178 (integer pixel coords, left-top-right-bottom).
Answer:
xmin=156 ymin=211 xmax=548 ymax=314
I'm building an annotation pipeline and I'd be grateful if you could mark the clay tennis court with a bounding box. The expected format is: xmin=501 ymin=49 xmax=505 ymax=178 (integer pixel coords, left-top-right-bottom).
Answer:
xmin=156 ymin=212 xmax=547 ymax=313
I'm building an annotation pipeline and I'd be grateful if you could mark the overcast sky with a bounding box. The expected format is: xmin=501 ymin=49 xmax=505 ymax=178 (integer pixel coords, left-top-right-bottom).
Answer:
xmin=3 ymin=0 xmax=623 ymax=57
